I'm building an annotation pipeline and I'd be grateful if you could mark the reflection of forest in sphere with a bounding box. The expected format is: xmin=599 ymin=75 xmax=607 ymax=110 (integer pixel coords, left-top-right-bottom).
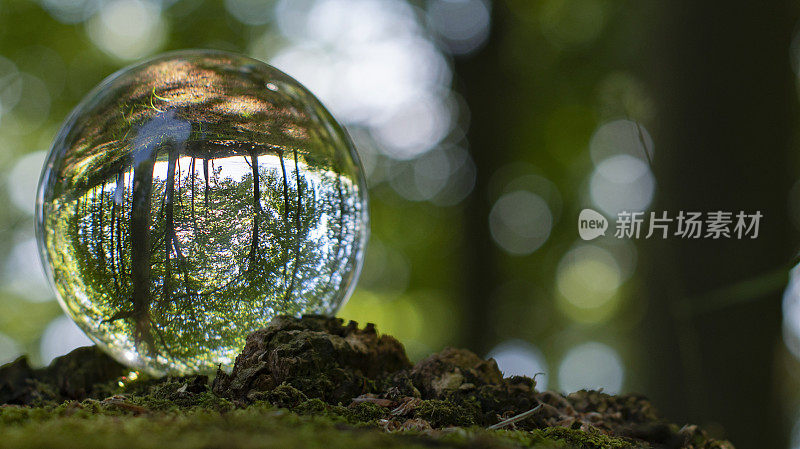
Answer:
xmin=35 ymin=51 xmax=368 ymax=376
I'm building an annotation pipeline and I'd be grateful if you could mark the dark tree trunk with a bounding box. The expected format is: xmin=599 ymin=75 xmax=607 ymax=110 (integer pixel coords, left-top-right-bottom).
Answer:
xmin=283 ymin=149 xmax=304 ymax=303
xmin=278 ymin=150 xmax=290 ymax=218
xmin=642 ymin=1 xmax=797 ymax=448
xmin=115 ymin=171 xmax=126 ymax=282
xmin=203 ymin=158 xmax=210 ymax=214
xmin=249 ymin=151 xmax=261 ymax=267
xmin=277 ymin=149 xmax=291 ymax=282
xmin=190 ymin=157 xmax=196 ymax=232
xmin=96 ymin=182 xmax=105 ymax=266
xmin=130 ymin=149 xmax=156 ymax=349
xmin=163 ymin=144 xmax=179 ymax=302
xmin=452 ymin=4 xmax=510 ymax=353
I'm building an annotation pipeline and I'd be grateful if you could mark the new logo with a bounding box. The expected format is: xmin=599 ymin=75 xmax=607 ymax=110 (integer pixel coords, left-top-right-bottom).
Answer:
xmin=578 ymin=209 xmax=608 ymax=241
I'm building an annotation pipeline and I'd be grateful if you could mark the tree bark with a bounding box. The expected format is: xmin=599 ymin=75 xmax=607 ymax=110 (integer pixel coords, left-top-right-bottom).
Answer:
xmin=453 ymin=4 xmax=510 ymax=353
xmin=249 ymin=151 xmax=261 ymax=267
xmin=642 ymin=1 xmax=797 ymax=448
xmin=130 ymin=148 xmax=156 ymax=349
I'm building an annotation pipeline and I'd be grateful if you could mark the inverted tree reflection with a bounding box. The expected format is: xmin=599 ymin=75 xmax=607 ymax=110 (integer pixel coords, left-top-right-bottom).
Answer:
xmin=39 ymin=53 xmax=367 ymax=374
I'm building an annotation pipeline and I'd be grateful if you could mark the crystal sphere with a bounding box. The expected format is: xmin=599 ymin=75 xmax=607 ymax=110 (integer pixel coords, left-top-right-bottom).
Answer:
xmin=35 ymin=50 xmax=369 ymax=375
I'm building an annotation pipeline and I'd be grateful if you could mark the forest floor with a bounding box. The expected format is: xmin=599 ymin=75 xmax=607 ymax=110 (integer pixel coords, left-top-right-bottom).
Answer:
xmin=0 ymin=315 xmax=733 ymax=449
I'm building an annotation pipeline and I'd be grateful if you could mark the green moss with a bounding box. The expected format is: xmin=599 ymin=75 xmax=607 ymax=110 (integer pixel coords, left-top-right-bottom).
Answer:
xmin=286 ymin=398 xmax=390 ymax=426
xmin=345 ymin=401 xmax=390 ymax=423
xmin=123 ymin=376 xmax=234 ymax=412
xmin=414 ymin=399 xmax=481 ymax=428
xmin=0 ymin=408 xmax=443 ymax=449
xmin=0 ymin=320 xmax=732 ymax=449
xmin=437 ymin=428 xmax=568 ymax=448
xmin=293 ymin=398 xmax=328 ymax=415
xmin=435 ymin=427 xmax=643 ymax=449
xmin=1 ymin=405 xmax=648 ymax=449
xmin=252 ymin=383 xmax=308 ymax=408
xmin=0 ymin=382 xmax=680 ymax=449
xmin=534 ymin=427 xmax=643 ymax=449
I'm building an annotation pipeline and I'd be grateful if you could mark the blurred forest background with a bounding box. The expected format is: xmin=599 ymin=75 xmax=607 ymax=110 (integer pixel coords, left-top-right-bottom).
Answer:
xmin=0 ymin=0 xmax=799 ymax=448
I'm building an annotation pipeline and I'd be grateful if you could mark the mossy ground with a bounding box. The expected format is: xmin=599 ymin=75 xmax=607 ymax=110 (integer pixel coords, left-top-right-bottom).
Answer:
xmin=0 ymin=391 xmax=640 ymax=449
xmin=0 ymin=316 xmax=731 ymax=449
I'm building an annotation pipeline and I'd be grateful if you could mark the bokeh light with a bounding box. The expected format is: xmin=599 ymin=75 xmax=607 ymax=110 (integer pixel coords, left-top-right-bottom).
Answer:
xmin=590 ymin=154 xmax=655 ymax=217
xmin=589 ymin=119 xmax=654 ymax=165
xmin=486 ymin=339 xmax=549 ymax=390
xmin=8 ymin=150 xmax=47 ymax=215
xmin=224 ymin=0 xmax=275 ymax=25
xmin=0 ymin=331 xmax=20 ymax=365
xmin=40 ymin=0 xmax=103 ymax=24
xmin=783 ymin=264 xmax=800 ymax=360
xmin=556 ymin=244 xmax=623 ymax=324
xmin=262 ymin=0 xmax=474 ymax=206
xmin=557 ymin=341 xmax=624 ymax=394
xmin=86 ymin=0 xmax=167 ymax=61
xmin=790 ymin=407 xmax=800 ymax=449
xmin=489 ymin=190 xmax=553 ymax=255
xmin=426 ymin=0 xmax=491 ymax=55
xmin=39 ymin=315 xmax=93 ymax=364
xmin=3 ymin=236 xmax=53 ymax=303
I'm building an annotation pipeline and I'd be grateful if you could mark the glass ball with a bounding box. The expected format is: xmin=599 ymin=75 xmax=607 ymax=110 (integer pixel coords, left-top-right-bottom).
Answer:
xmin=35 ymin=50 xmax=369 ymax=375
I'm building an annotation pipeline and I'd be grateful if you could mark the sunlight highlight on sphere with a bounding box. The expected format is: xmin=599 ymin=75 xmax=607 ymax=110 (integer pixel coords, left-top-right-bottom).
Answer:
xmin=36 ymin=51 xmax=368 ymax=375
xmin=486 ymin=340 xmax=549 ymax=390
xmin=556 ymin=244 xmax=622 ymax=323
xmin=558 ymin=342 xmax=624 ymax=394
xmin=489 ymin=190 xmax=553 ymax=255
xmin=40 ymin=315 xmax=94 ymax=364
xmin=590 ymin=154 xmax=655 ymax=217
xmin=87 ymin=0 xmax=167 ymax=61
